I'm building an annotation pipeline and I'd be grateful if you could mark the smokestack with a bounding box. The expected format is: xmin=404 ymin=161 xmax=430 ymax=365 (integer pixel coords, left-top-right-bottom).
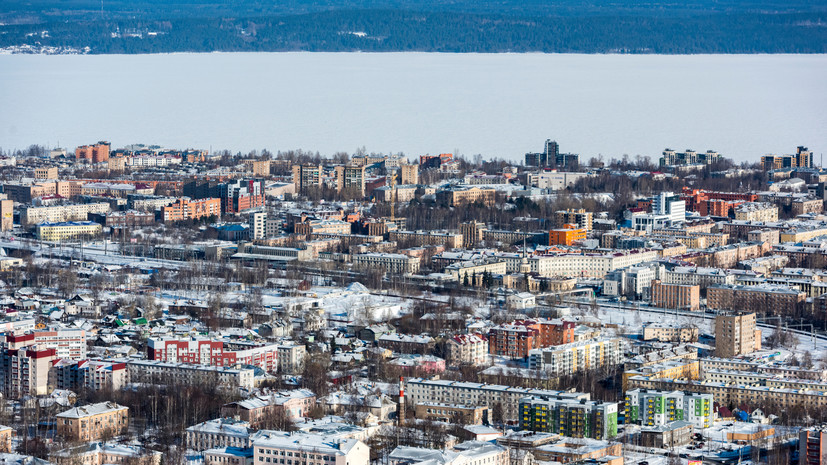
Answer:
xmin=398 ymin=376 xmax=405 ymax=427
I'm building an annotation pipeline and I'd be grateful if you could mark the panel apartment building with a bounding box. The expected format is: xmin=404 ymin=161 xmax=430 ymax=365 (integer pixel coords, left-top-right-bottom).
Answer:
xmin=405 ymin=378 xmax=590 ymax=422
xmin=624 ymin=389 xmax=713 ymax=429
xmin=518 ymin=396 xmax=618 ymax=440
xmin=147 ymin=337 xmax=279 ymax=372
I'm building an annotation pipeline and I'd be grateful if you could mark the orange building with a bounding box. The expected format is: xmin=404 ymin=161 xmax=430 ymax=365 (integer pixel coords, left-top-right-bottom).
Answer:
xmin=75 ymin=142 xmax=111 ymax=163
xmin=161 ymin=198 xmax=221 ymax=222
xmin=488 ymin=319 xmax=576 ymax=359
xmin=549 ymin=225 xmax=587 ymax=246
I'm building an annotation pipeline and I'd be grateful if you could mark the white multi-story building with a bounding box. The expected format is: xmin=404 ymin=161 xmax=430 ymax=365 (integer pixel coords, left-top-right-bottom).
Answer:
xmin=186 ymin=418 xmax=253 ymax=451
xmin=446 ymin=333 xmax=489 ymax=366
xmin=353 ymin=253 xmax=420 ymax=274
xmin=21 ymin=202 xmax=110 ymax=226
xmin=527 ymin=337 xmax=625 ymax=374
xmin=529 ymin=250 xmax=659 ymax=278
xmin=276 ymin=343 xmax=306 ymax=374
xmin=248 ymin=211 xmax=267 ymax=240
xmin=252 ymin=432 xmax=370 ymax=465
xmin=662 ymin=266 xmax=736 ymax=287
xmin=4 ymin=328 xmax=87 ymax=359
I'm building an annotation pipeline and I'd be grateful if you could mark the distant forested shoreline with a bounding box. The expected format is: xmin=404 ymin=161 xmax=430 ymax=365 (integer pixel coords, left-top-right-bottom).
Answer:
xmin=1 ymin=1 xmax=826 ymax=54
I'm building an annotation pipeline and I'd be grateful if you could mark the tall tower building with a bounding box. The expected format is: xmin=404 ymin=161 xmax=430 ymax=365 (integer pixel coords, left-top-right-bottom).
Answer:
xmin=400 ymin=163 xmax=419 ymax=185
xmin=715 ymin=312 xmax=760 ymax=358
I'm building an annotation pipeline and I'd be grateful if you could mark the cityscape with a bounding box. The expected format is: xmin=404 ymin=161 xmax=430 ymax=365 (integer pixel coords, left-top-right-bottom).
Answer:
xmin=0 ymin=138 xmax=822 ymax=465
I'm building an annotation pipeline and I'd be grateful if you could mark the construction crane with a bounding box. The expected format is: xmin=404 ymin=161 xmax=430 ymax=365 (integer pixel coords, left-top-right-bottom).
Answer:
xmin=389 ymin=172 xmax=398 ymax=222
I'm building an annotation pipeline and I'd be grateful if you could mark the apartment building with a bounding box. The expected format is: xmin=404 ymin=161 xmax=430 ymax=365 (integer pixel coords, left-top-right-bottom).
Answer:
xmin=126 ymin=359 xmax=255 ymax=390
xmin=57 ymin=402 xmax=128 ymax=441
xmin=761 ymin=146 xmax=813 ymax=170
xmin=161 ymin=198 xmax=222 ymax=222
xmin=0 ymin=199 xmax=11 ymax=231
xmin=186 ymin=418 xmax=253 ymax=451
xmin=446 ymin=333 xmax=489 ymax=366
xmin=75 ymin=141 xmax=111 ymax=163
xmin=734 ymin=202 xmax=779 ymax=222
xmin=799 ymin=427 xmax=827 ymax=465
xmin=222 ymin=390 xmax=316 ymax=427
xmin=353 ymin=253 xmax=420 ymax=274
xmin=624 ymin=389 xmax=713 ymax=429
xmin=627 ymin=375 xmax=827 ymax=414
xmin=147 ymin=337 xmax=279 ymax=372
xmin=54 ymin=359 xmax=128 ymax=392
xmin=377 ymin=333 xmax=434 ymax=355
xmin=334 ymin=165 xmax=367 ymax=195
xmin=650 ymin=280 xmax=700 ymax=311
xmin=518 ymin=396 xmax=618 ymax=440
xmin=291 ymin=164 xmax=324 ymax=192
xmin=294 ymin=219 xmax=351 ymax=235
xmin=530 ymin=249 xmax=660 ymax=279
xmin=488 ymin=320 xmax=576 ymax=359
xmin=405 ymin=378 xmax=589 ymax=422
xmin=436 ymin=186 xmax=496 ymax=207
xmin=4 ymin=328 xmax=87 ymax=359
xmin=660 ymin=148 xmax=721 ymax=167
xmin=390 ymin=230 xmax=463 ymax=249
xmin=245 ymin=159 xmax=271 ymax=176
xmin=400 ymin=163 xmax=419 ymax=185
xmin=700 ymin=357 xmax=827 ymax=381
xmin=554 ymin=209 xmax=593 ymax=231
xmin=641 ymin=323 xmax=699 ymax=343
xmin=624 ymin=344 xmax=698 ymax=372
xmin=459 ymin=221 xmax=486 ymax=248
xmin=34 ymin=166 xmax=58 ymax=179
xmin=277 ymin=343 xmax=306 ymax=374
xmin=36 ymin=221 xmax=102 ymax=241
xmin=662 ymin=266 xmax=735 ymax=287
xmin=715 ymin=312 xmax=760 ymax=357
xmin=21 ymin=202 xmax=110 ymax=226
xmin=0 ymin=347 xmax=57 ymax=398
xmin=622 ymin=359 xmax=700 ymax=391
xmin=708 ymin=284 xmax=805 ymax=315
xmin=415 ymin=403 xmax=491 ymax=425
xmin=527 ymin=338 xmax=624 ymax=374
xmin=252 ymin=433 xmax=370 ymax=465
xmin=446 ymin=259 xmax=508 ymax=284
xmin=0 ymin=425 xmax=11 ymax=453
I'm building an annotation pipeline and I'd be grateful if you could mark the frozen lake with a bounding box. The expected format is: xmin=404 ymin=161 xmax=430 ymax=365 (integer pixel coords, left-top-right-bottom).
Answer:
xmin=0 ymin=52 xmax=825 ymax=162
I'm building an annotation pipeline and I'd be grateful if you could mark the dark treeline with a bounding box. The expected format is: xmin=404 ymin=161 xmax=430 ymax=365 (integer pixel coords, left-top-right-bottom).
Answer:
xmin=1 ymin=9 xmax=826 ymax=54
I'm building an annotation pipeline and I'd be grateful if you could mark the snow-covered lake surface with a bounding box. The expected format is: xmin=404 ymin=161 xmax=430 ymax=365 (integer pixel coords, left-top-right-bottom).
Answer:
xmin=1 ymin=52 xmax=825 ymax=162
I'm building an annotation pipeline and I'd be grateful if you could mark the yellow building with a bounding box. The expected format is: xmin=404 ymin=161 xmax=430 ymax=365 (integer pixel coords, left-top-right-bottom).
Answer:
xmin=623 ymin=359 xmax=700 ymax=391
xmin=56 ymin=402 xmax=129 ymax=441
xmin=36 ymin=221 xmax=102 ymax=241
xmin=0 ymin=425 xmax=12 ymax=453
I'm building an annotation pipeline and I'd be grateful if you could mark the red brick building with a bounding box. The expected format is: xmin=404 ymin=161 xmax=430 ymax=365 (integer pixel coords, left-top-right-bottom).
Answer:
xmin=488 ymin=319 xmax=576 ymax=359
xmin=75 ymin=142 xmax=111 ymax=163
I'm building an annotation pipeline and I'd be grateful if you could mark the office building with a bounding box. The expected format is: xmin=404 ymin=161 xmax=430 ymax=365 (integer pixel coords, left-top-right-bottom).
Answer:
xmin=548 ymin=226 xmax=586 ymax=246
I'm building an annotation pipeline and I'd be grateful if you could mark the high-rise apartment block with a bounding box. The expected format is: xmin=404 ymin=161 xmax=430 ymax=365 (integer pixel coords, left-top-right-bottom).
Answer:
xmin=525 ymin=139 xmax=579 ymax=168
xmin=75 ymin=141 xmax=111 ymax=163
xmin=334 ymin=165 xmax=367 ymax=195
xmin=659 ymin=148 xmax=721 ymax=167
xmin=554 ymin=209 xmax=593 ymax=231
xmin=800 ymin=427 xmax=827 ymax=465
xmin=715 ymin=312 xmax=761 ymax=358
xmin=400 ymin=163 xmax=419 ymax=185
xmin=761 ymin=146 xmax=813 ymax=170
